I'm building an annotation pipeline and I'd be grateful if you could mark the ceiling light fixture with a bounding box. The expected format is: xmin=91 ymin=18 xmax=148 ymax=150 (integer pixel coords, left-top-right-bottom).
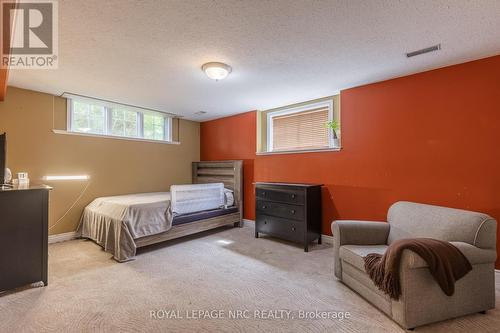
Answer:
xmin=201 ymin=62 xmax=232 ymax=81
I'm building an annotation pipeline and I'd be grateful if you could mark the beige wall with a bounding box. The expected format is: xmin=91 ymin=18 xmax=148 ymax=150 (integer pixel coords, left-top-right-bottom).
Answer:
xmin=0 ymin=87 xmax=200 ymax=235
xmin=256 ymin=95 xmax=341 ymax=152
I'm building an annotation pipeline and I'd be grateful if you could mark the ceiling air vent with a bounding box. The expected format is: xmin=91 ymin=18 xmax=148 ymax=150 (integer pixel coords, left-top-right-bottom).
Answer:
xmin=406 ymin=44 xmax=441 ymax=58
xmin=194 ymin=111 xmax=207 ymax=115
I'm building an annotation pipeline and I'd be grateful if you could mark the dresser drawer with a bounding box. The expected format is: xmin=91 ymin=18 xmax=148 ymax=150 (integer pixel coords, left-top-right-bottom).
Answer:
xmin=255 ymin=214 xmax=304 ymax=242
xmin=256 ymin=200 xmax=304 ymax=221
xmin=255 ymin=187 xmax=304 ymax=205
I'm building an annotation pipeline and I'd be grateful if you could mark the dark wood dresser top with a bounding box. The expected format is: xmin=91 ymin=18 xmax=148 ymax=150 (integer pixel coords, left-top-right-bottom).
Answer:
xmin=254 ymin=182 xmax=323 ymax=188
xmin=0 ymin=184 xmax=52 ymax=192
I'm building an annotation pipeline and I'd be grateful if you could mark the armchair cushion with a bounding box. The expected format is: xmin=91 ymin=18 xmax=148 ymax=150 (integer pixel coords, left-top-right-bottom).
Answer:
xmin=338 ymin=241 xmax=496 ymax=272
xmin=339 ymin=245 xmax=388 ymax=271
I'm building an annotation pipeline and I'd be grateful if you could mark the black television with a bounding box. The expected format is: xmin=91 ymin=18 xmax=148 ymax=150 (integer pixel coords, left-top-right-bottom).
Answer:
xmin=0 ymin=132 xmax=5 ymax=185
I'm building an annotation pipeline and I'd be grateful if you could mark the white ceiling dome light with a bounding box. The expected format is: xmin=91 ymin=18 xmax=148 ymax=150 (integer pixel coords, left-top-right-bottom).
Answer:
xmin=202 ymin=62 xmax=232 ymax=81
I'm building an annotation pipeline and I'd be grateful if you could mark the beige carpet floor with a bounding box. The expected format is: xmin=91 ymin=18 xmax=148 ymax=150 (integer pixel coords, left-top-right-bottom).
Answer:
xmin=0 ymin=222 xmax=499 ymax=333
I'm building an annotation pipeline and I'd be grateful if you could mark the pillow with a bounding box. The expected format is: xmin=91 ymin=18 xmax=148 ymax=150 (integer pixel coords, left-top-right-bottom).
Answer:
xmin=224 ymin=188 xmax=235 ymax=208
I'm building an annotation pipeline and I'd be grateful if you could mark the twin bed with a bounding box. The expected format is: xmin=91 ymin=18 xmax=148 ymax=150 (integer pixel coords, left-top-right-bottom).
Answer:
xmin=77 ymin=161 xmax=243 ymax=261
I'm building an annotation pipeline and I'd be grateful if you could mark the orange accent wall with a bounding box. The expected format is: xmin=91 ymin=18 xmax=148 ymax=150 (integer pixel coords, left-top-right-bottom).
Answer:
xmin=0 ymin=68 xmax=7 ymax=101
xmin=200 ymin=111 xmax=256 ymax=219
xmin=0 ymin=0 xmax=12 ymax=101
xmin=201 ymin=55 xmax=500 ymax=268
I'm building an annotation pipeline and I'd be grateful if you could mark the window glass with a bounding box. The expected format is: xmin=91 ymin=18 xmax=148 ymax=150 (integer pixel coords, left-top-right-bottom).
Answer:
xmin=144 ymin=113 xmax=165 ymax=141
xmin=111 ymin=108 xmax=138 ymax=137
xmin=71 ymin=101 xmax=105 ymax=134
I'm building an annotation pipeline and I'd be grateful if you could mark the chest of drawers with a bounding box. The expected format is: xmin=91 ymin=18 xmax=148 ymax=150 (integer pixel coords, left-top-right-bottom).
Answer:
xmin=254 ymin=182 xmax=322 ymax=252
xmin=0 ymin=185 xmax=51 ymax=292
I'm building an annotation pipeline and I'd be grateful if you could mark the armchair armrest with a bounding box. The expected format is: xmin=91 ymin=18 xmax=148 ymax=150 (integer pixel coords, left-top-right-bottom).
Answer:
xmin=332 ymin=220 xmax=390 ymax=279
xmin=333 ymin=220 xmax=390 ymax=246
xmin=402 ymin=241 xmax=498 ymax=269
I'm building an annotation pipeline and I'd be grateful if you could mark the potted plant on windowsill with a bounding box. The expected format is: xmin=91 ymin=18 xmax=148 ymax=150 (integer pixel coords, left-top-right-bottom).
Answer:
xmin=326 ymin=120 xmax=340 ymax=148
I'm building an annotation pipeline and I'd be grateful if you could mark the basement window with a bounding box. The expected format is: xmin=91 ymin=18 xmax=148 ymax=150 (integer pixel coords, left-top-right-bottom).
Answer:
xmin=265 ymin=99 xmax=338 ymax=153
xmin=67 ymin=96 xmax=172 ymax=142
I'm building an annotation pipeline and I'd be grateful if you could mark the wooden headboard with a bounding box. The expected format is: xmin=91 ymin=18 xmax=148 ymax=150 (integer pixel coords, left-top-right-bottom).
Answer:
xmin=192 ymin=160 xmax=243 ymax=217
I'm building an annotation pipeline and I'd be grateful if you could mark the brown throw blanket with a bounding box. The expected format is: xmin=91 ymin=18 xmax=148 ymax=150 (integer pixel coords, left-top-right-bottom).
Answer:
xmin=364 ymin=238 xmax=472 ymax=300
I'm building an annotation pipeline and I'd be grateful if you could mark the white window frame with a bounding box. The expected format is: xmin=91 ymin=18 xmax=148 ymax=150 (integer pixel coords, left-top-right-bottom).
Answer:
xmin=266 ymin=99 xmax=334 ymax=152
xmin=66 ymin=96 xmax=173 ymax=143
xmin=165 ymin=116 xmax=172 ymax=141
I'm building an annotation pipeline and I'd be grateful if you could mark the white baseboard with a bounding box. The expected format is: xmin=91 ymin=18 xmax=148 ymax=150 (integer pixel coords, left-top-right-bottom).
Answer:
xmin=321 ymin=234 xmax=334 ymax=244
xmin=242 ymin=219 xmax=333 ymax=244
xmin=48 ymin=231 xmax=78 ymax=244
xmin=243 ymin=219 xmax=254 ymax=225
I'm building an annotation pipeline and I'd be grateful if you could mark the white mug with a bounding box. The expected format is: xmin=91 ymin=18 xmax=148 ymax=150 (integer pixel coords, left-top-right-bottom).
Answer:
xmin=18 ymin=172 xmax=28 ymax=180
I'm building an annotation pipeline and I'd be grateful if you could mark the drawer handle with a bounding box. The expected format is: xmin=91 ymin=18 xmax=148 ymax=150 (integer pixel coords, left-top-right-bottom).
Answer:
xmin=292 ymin=227 xmax=296 ymax=231
xmin=290 ymin=209 xmax=296 ymax=214
xmin=291 ymin=194 xmax=296 ymax=199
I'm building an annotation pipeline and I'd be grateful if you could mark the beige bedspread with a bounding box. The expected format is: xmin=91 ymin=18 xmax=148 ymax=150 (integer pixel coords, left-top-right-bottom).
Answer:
xmin=77 ymin=192 xmax=172 ymax=262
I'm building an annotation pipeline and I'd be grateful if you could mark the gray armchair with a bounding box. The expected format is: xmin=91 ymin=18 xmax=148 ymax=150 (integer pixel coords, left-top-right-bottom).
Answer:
xmin=332 ymin=201 xmax=497 ymax=329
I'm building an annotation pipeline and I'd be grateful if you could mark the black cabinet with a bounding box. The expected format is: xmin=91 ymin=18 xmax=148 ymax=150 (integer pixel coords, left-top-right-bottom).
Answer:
xmin=0 ymin=185 xmax=51 ymax=292
xmin=255 ymin=182 xmax=322 ymax=252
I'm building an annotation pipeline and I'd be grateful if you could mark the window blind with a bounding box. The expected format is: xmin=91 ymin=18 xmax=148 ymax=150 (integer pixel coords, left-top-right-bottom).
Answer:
xmin=272 ymin=106 xmax=329 ymax=151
